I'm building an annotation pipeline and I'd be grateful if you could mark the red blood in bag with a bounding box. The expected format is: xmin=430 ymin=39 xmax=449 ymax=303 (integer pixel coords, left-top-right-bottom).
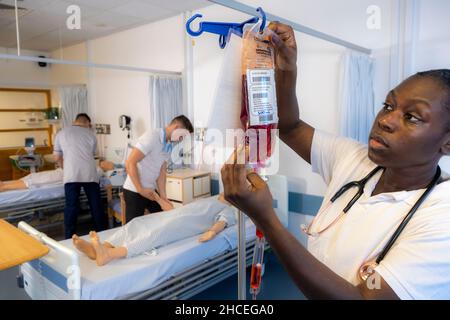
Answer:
xmin=250 ymin=263 xmax=263 ymax=290
xmin=241 ymin=75 xmax=277 ymax=167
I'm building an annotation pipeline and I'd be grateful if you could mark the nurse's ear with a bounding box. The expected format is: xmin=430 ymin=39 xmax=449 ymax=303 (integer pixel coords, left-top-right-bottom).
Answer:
xmin=441 ymin=132 xmax=450 ymax=156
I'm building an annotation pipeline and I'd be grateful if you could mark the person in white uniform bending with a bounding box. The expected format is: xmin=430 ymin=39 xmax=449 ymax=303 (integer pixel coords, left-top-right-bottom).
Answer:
xmin=221 ymin=22 xmax=450 ymax=300
xmin=123 ymin=115 xmax=194 ymax=222
xmin=72 ymin=194 xmax=236 ymax=266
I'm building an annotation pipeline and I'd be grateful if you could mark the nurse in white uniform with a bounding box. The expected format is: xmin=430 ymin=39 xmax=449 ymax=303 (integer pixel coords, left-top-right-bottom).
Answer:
xmin=123 ymin=115 xmax=194 ymax=222
xmin=221 ymin=22 xmax=450 ymax=300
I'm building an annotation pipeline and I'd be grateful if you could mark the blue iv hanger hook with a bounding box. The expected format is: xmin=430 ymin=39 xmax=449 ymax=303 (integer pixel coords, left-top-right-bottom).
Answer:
xmin=256 ymin=7 xmax=266 ymax=33
xmin=186 ymin=7 xmax=267 ymax=49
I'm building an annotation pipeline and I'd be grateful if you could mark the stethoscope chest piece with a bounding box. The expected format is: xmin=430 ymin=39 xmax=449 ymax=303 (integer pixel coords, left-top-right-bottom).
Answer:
xmin=359 ymin=260 xmax=378 ymax=282
xmin=300 ymin=224 xmax=319 ymax=238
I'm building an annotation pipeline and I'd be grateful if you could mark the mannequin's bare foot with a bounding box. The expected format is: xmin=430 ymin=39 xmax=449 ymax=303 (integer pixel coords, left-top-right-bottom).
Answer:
xmin=72 ymin=234 xmax=96 ymax=260
xmin=90 ymin=231 xmax=113 ymax=266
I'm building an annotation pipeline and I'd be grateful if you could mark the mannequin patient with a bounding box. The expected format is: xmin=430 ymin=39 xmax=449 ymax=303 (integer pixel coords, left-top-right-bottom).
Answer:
xmin=72 ymin=194 xmax=237 ymax=266
xmin=0 ymin=161 xmax=115 ymax=192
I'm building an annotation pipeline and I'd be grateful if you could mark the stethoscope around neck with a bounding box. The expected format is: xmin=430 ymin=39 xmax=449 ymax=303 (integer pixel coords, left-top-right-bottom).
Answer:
xmin=301 ymin=165 xmax=442 ymax=282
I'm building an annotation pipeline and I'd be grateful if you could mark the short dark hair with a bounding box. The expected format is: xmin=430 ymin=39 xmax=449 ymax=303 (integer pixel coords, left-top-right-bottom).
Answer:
xmin=171 ymin=115 xmax=194 ymax=133
xmin=75 ymin=113 xmax=91 ymax=123
xmin=415 ymin=69 xmax=450 ymax=131
xmin=416 ymin=69 xmax=450 ymax=111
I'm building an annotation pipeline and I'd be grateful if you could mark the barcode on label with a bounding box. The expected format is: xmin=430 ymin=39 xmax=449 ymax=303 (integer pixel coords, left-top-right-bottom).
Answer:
xmin=259 ymin=115 xmax=273 ymax=122
xmin=253 ymin=92 xmax=269 ymax=99
xmin=252 ymin=76 xmax=271 ymax=82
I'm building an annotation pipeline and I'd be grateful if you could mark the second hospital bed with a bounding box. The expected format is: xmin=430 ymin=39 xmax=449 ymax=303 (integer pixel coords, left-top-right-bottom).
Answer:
xmin=0 ymin=171 xmax=125 ymax=228
xmin=0 ymin=183 xmax=109 ymax=227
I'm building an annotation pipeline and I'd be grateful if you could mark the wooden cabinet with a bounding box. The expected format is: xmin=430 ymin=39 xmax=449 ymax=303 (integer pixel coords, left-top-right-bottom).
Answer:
xmin=0 ymin=88 xmax=54 ymax=181
xmin=166 ymin=168 xmax=211 ymax=206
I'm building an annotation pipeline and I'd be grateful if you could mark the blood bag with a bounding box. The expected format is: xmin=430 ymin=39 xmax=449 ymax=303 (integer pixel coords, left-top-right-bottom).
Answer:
xmin=241 ymin=22 xmax=278 ymax=168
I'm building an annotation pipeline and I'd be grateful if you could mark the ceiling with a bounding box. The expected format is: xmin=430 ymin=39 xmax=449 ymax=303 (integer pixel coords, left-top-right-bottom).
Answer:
xmin=0 ymin=0 xmax=210 ymax=52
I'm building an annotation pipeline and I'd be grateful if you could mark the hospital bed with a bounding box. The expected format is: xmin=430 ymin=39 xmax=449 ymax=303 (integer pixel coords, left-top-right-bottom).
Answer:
xmin=17 ymin=218 xmax=261 ymax=300
xmin=16 ymin=175 xmax=287 ymax=299
xmin=0 ymin=183 xmax=114 ymax=230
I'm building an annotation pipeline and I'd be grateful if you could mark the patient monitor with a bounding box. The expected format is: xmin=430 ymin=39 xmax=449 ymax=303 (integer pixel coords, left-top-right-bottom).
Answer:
xmin=24 ymin=137 xmax=35 ymax=155
xmin=119 ymin=115 xmax=131 ymax=139
xmin=18 ymin=138 xmax=42 ymax=173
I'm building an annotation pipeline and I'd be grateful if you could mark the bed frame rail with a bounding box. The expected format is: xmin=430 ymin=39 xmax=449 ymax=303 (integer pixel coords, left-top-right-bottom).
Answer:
xmin=125 ymin=239 xmax=269 ymax=300
xmin=0 ymin=188 xmax=111 ymax=227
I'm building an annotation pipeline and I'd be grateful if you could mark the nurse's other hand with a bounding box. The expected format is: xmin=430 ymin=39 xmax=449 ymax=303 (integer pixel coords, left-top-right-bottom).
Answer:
xmin=221 ymin=149 xmax=277 ymax=231
xmin=267 ymin=22 xmax=297 ymax=71
xmin=139 ymin=188 xmax=156 ymax=201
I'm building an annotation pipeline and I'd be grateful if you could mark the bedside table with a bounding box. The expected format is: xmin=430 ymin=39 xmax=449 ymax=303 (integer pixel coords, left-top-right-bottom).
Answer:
xmin=166 ymin=168 xmax=211 ymax=206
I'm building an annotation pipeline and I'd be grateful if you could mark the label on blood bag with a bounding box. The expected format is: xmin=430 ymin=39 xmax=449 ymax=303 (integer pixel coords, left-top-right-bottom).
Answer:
xmin=246 ymin=69 xmax=278 ymax=126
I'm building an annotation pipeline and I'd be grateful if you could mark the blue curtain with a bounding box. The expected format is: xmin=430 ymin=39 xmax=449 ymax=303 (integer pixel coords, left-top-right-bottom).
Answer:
xmin=149 ymin=75 xmax=183 ymax=130
xmin=339 ymin=51 xmax=375 ymax=144
xmin=59 ymin=85 xmax=88 ymax=127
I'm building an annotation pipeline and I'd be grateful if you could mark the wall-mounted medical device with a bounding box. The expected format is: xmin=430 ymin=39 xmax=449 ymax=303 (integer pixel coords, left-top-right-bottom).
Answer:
xmin=119 ymin=115 xmax=131 ymax=139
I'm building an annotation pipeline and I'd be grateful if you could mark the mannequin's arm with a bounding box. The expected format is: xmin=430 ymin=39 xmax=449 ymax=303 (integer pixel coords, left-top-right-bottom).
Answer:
xmin=198 ymin=221 xmax=227 ymax=242
xmin=0 ymin=180 xmax=28 ymax=192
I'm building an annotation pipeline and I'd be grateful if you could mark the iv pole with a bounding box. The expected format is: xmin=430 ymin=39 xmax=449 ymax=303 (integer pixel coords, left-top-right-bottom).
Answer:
xmin=237 ymin=210 xmax=246 ymax=300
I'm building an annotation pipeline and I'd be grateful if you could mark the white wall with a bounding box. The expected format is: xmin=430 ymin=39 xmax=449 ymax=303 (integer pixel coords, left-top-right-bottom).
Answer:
xmin=0 ymin=47 xmax=51 ymax=88
xmin=192 ymin=1 xmax=395 ymax=196
xmin=413 ymin=0 xmax=450 ymax=171
xmin=414 ymin=0 xmax=450 ymax=72
xmin=0 ymin=44 xmax=88 ymax=107
xmin=49 ymin=43 xmax=88 ymax=107
xmin=87 ymin=14 xmax=185 ymax=162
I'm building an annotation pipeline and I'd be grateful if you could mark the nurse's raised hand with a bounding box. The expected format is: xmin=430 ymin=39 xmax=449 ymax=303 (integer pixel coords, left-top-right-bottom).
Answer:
xmin=221 ymin=147 xmax=278 ymax=232
xmin=268 ymin=22 xmax=297 ymax=72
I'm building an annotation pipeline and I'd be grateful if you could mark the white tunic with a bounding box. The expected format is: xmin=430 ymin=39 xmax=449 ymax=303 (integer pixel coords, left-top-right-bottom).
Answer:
xmin=308 ymin=130 xmax=450 ymax=300
xmin=53 ymin=125 xmax=98 ymax=184
xmin=123 ymin=129 xmax=171 ymax=192
xmin=105 ymin=196 xmax=237 ymax=257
